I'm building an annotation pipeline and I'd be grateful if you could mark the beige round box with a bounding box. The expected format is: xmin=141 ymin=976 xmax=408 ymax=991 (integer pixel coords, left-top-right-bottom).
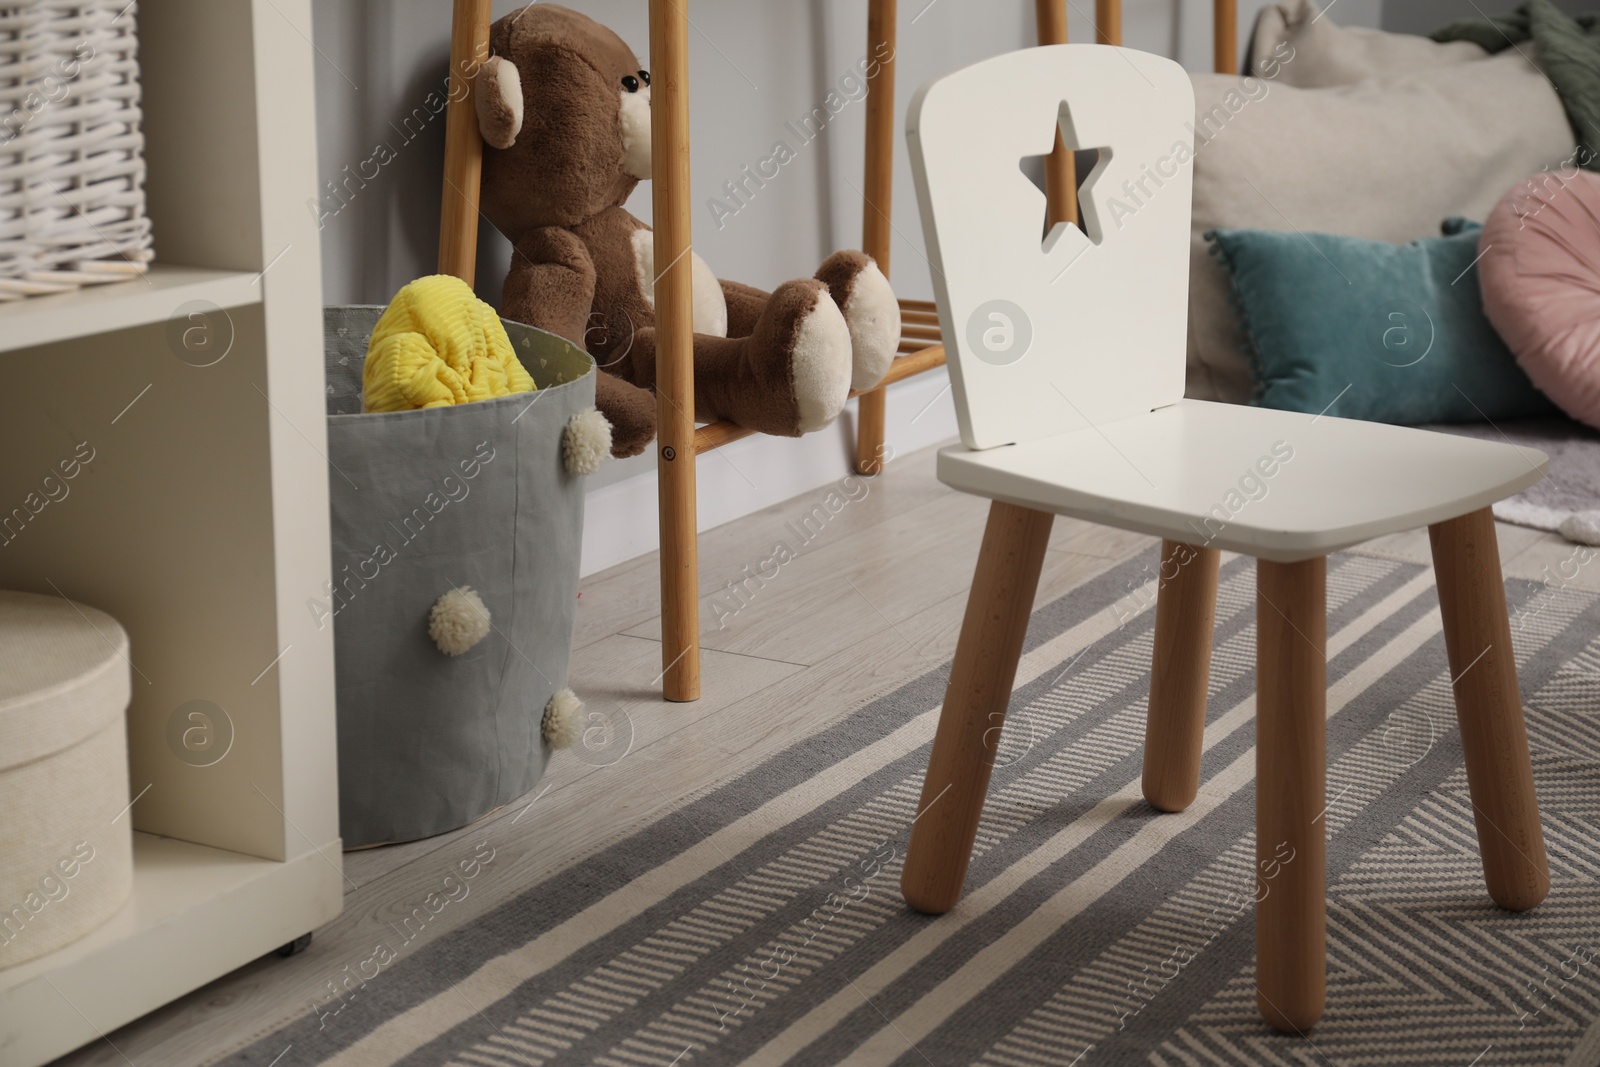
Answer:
xmin=0 ymin=591 xmax=133 ymax=969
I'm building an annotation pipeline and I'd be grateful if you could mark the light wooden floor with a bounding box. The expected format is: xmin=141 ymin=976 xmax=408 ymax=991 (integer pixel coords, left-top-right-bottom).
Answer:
xmin=49 ymin=439 xmax=1593 ymax=1067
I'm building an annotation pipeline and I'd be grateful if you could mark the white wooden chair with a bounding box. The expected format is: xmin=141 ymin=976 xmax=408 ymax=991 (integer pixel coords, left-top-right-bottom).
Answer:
xmin=900 ymin=44 xmax=1551 ymax=1033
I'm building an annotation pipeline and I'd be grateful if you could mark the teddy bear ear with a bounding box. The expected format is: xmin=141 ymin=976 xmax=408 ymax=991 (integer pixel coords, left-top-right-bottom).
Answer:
xmin=475 ymin=55 xmax=524 ymax=150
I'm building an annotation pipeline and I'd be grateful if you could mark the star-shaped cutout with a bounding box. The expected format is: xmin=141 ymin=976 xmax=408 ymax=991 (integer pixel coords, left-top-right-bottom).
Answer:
xmin=1017 ymin=100 xmax=1112 ymax=252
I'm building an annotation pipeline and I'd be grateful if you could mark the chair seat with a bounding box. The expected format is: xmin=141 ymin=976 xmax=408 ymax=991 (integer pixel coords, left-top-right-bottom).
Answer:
xmin=937 ymin=399 xmax=1546 ymax=561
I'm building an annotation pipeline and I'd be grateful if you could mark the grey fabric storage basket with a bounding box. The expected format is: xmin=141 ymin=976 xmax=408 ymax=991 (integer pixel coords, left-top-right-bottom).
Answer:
xmin=323 ymin=306 xmax=595 ymax=847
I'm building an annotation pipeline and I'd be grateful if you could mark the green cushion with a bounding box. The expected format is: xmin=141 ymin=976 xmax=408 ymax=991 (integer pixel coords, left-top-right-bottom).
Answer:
xmin=1207 ymin=220 xmax=1558 ymax=424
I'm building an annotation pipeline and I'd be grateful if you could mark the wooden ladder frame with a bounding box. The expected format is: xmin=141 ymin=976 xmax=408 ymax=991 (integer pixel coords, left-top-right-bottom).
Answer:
xmin=441 ymin=0 xmax=1238 ymax=702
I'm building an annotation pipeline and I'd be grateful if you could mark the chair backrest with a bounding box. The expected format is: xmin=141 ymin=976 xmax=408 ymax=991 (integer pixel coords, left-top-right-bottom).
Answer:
xmin=908 ymin=45 xmax=1195 ymax=451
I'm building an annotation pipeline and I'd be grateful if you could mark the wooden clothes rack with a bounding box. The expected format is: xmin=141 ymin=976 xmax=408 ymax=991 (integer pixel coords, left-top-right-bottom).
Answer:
xmin=439 ymin=0 xmax=1239 ymax=703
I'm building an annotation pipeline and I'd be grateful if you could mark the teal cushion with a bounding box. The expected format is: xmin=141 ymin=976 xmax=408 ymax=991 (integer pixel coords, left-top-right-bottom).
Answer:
xmin=1207 ymin=220 xmax=1557 ymax=423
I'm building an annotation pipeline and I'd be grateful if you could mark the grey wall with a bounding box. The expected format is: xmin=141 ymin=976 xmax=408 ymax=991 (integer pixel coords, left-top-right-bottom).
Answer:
xmin=1383 ymin=0 xmax=1592 ymax=35
xmin=307 ymin=0 xmax=1383 ymax=311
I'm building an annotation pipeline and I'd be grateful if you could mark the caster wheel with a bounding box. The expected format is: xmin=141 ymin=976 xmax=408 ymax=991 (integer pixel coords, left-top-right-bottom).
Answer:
xmin=276 ymin=932 xmax=313 ymax=958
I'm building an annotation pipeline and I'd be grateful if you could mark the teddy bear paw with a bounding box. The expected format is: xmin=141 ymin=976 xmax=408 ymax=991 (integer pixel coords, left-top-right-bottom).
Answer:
xmin=816 ymin=251 xmax=902 ymax=393
xmin=786 ymin=283 xmax=853 ymax=433
xmin=593 ymin=372 xmax=657 ymax=459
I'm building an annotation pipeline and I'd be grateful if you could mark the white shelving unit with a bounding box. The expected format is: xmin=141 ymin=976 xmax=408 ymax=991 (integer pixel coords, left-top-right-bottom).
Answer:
xmin=0 ymin=264 xmax=265 ymax=354
xmin=0 ymin=2 xmax=341 ymax=1064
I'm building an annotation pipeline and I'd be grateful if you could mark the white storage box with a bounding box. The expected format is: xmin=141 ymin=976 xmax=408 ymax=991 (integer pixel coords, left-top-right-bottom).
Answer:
xmin=0 ymin=590 xmax=132 ymax=968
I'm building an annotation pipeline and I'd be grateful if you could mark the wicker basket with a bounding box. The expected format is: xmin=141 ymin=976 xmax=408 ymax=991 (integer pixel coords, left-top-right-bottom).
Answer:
xmin=0 ymin=0 xmax=153 ymax=300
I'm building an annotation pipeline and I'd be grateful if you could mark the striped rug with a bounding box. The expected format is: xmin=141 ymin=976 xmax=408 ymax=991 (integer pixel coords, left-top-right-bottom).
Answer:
xmin=231 ymin=549 xmax=1600 ymax=1067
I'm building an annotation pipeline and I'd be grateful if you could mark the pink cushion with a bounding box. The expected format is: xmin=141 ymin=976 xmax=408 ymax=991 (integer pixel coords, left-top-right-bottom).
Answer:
xmin=1480 ymin=169 xmax=1600 ymax=430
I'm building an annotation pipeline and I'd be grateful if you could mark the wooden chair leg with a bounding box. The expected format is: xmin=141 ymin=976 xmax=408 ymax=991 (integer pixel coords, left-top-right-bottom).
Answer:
xmin=1429 ymin=507 xmax=1550 ymax=911
xmin=1142 ymin=541 xmax=1220 ymax=812
xmin=901 ymin=501 xmax=1053 ymax=915
xmin=1256 ymin=556 xmax=1326 ymax=1033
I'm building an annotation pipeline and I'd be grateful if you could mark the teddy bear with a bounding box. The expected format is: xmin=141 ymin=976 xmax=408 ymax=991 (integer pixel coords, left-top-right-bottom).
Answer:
xmin=472 ymin=4 xmax=900 ymax=458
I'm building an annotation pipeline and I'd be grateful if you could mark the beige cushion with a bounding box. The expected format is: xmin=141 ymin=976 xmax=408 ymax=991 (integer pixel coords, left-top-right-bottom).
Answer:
xmin=1249 ymin=0 xmax=1485 ymax=88
xmin=1187 ymin=45 xmax=1575 ymax=403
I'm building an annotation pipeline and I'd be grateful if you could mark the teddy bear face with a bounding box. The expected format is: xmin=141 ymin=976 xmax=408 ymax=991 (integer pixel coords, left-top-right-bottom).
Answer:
xmin=478 ymin=5 xmax=654 ymax=236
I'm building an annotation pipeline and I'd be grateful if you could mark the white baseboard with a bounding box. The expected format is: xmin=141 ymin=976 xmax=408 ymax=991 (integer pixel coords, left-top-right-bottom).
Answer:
xmin=579 ymin=367 xmax=958 ymax=577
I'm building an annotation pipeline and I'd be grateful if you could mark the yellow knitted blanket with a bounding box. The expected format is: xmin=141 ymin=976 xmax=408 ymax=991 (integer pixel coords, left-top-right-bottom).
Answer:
xmin=362 ymin=275 xmax=535 ymax=412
